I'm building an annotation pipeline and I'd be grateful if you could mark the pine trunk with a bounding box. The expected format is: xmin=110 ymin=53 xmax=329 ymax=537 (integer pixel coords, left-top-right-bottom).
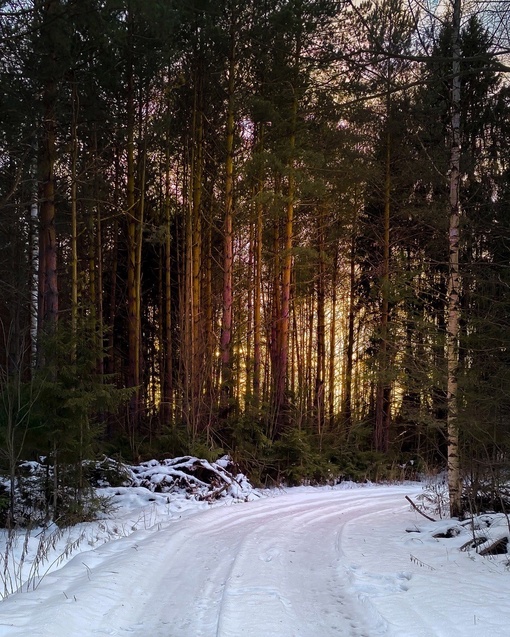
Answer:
xmin=126 ymin=27 xmax=140 ymax=432
xmin=162 ymin=143 xmax=173 ymax=424
xmin=95 ymin=170 xmax=104 ymax=375
xmin=37 ymin=78 xmax=58 ymax=342
xmin=328 ymin=247 xmax=338 ymax=429
xmin=253 ymin=124 xmax=264 ymax=408
xmin=36 ymin=0 xmax=60 ymax=349
xmin=220 ymin=24 xmax=236 ymax=413
xmin=342 ymin=232 xmax=356 ymax=432
xmin=191 ymin=80 xmax=204 ymax=437
xmin=316 ymin=209 xmax=326 ymax=442
xmin=70 ymin=80 xmax=78 ymax=347
xmin=276 ymin=95 xmax=297 ymax=428
xmin=374 ymin=126 xmax=392 ymax=453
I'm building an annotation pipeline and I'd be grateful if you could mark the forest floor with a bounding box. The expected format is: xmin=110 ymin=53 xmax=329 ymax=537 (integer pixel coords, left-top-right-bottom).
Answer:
xmin=0 ymin=468 xmax=509 ymax=636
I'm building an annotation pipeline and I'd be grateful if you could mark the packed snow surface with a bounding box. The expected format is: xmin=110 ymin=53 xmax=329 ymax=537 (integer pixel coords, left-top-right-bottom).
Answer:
xmin=0 ymin=480 xmax=509 ymax=636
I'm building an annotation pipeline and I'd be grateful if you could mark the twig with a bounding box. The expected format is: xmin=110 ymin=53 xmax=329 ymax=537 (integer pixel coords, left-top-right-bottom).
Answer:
xmin=410 ymin=554 xmax=436 ymax=570
xmin=82 ymin=562 xmax=92 ymax=580
xmin=406 ymin=495 xmax=436 ymax=522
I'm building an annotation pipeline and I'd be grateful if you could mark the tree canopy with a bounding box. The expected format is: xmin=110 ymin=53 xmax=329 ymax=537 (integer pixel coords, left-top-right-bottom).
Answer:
xmin=0 ymin=0 xmax=509 ymax=518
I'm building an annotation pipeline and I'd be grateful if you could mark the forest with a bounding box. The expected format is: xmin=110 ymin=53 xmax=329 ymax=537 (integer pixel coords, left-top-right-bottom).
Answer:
xmin=0 ymin=0 xmax=509 ymax=524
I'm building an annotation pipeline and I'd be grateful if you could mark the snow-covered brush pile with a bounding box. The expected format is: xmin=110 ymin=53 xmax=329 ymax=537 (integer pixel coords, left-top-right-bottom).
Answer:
xmin=406 ymin=513 xmax=510 ymax=564
xmin=120 ymin=455 xmax=258 ymax=502
xmin=407 ymin=478 xmax=510 ymax=560
xmin=0 ymin=455 xmax=259 ymax=530
xmin=0 ymin=455 xmax=261 ymax=599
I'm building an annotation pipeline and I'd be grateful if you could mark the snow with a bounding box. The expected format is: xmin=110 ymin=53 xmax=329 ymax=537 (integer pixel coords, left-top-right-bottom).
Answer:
xmin=0 ymin=478 xmax=509 ymax=636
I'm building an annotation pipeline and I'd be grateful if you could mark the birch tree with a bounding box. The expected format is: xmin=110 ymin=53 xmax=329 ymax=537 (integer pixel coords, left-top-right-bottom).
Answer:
xmin=446 ymin=0 xmax=463 ymax=518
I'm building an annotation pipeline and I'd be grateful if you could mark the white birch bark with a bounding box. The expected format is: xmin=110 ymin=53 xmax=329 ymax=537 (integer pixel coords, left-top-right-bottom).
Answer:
xmin=447 ymin=0 xmax=463 ymax=518
xmin=30 ymin=150 xmax=38 ymax=366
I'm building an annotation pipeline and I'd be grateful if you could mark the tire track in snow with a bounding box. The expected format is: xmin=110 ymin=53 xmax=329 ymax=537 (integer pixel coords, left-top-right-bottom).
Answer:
xmin=337 ymin=504 xmax=462 ymax=637
xmin=212 ymin=512 xmax=296 ymax=637
xmin=203 ymin=489 xmax=415 ymax=637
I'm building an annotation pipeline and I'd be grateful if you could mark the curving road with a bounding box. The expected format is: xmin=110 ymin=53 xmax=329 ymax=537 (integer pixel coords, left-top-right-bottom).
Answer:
xmin=4 ymin=486 xmax=474 ymax=637
xmin=0 ymin=485 xmax=428 ymax=637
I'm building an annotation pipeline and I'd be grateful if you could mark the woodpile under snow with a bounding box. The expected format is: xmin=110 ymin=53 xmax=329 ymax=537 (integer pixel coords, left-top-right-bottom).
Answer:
xmin=123 ymin=455 xmax=257 ymax=502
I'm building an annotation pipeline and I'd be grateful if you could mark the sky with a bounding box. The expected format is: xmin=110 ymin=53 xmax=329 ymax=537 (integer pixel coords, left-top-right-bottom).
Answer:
xmin=0 ymin=464 xmax=508 ymax=636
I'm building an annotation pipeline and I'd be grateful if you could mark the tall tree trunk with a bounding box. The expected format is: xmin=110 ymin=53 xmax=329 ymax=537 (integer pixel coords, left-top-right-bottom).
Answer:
xmin=162 ymin=141 xmax=173 ymax=425
xmin=269 ymin=209 xmax=281 ymax=438
xmin=30 ymin=148 xmax=39 ymax=367
xmin=136 ymin=128 xmax=147 ymax=396
xmin=106 ymin=148 xmax=120 ymax=382
xmin=95 ymin=177 xmax=104 ymax=376
xmin=89 ymin=126 xmax=104 ymax=377
xmin=183 ymin=145 xmax=193 ymax=434
xmin=253 ymin=124 xmax=264 ymax=408
xmin=37 ymin=0 xmax=59 ymax=348
xmin=447 ymin=0 xmax=463 ymax=518
xmin=188 ymin=75 xmax=204 ymax=439
xmin=70 ymin=80 xmax=78 ymax=349
xmin=315 ymin=208 xmax=326 ymax=443
xmin=374 ymin=123 xmax=392 ymax=453
xmin=328 ymin=246 xmax=338 ymax=429
xmin=204 ymin=215 xmax=214 ymax=436
xmin=126 ymin=15 xmax=140 ymax=434
xmin=246 ymin=212 xmax=254 ymax=406
xmin=291 ymin=299 xmax=301 ymax=416
xmin=220 ymin=21 xmax=236 ymax=413
xmin=305 ymin=297 xmax=314 ymax=421
xmin=342 ymin=231 xmax=356 ymax=432
xmin=275 ymin=91 xmax=298 ymax=428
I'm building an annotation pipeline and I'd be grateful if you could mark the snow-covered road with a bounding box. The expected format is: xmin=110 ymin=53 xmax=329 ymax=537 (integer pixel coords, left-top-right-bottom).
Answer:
xmin=0 ymin=484 xmax=509 ymax=636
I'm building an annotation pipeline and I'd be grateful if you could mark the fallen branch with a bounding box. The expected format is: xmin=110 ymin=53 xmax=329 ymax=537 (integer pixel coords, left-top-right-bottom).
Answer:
xmin=405 ymin=495 xmax=436 ymax=522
